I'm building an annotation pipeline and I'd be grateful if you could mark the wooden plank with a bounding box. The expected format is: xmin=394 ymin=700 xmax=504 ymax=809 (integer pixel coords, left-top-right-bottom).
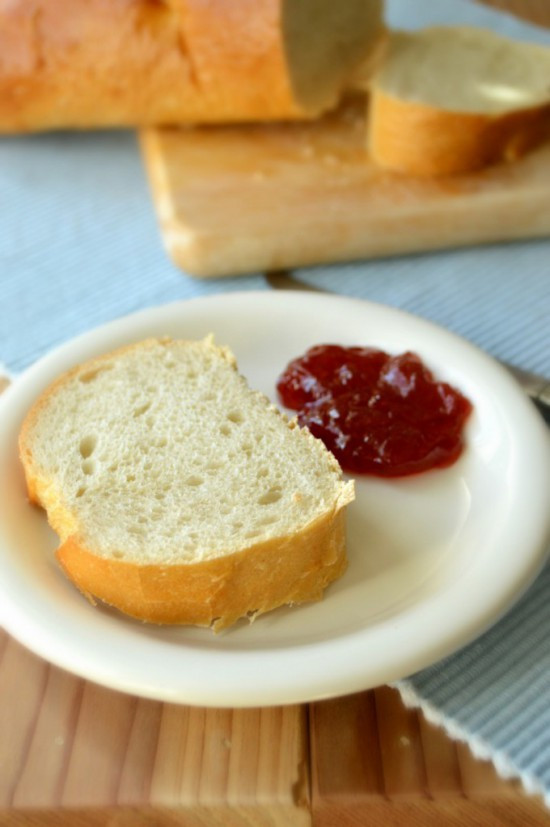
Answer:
xmin=373 ymin=686 xmax=429 ymax=798
xmin=416 ymin=710 xmax=462 ymax=796
xmin=455 ymin=742 xmax=521 ymax=799
xmin=0 ymin=634 xmax=50 ymax=808
xmin=309 ymin=690 xmax=384 ymax=801
xmin=309 ymin=687 xmax=549 ymax=827
xmin=0 ymin=634 xmax=309 ymax=825
xmin=10 ymin=665 xmax=85 ymax=809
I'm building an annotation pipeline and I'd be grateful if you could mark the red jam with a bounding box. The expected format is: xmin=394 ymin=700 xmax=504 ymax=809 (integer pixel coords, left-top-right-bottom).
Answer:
xmin=277 ymin=345 xmax=473 ymax=478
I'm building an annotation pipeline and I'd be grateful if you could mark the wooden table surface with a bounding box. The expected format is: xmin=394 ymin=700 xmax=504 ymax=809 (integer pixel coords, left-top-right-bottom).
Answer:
xmin=1 ymin=622 xmax=548 ymax=826
xmin=1 ymin=2 xmax=549 ymax=824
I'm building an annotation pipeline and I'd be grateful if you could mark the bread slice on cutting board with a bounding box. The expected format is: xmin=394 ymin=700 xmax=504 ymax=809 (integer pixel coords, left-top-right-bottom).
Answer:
xmin=0 ymin=0 xmax=385 ymax=131
xmin=367 ymin=26 xmax=550 ymax=176
xmin=19 ymin=337 xmax=354 ymax=630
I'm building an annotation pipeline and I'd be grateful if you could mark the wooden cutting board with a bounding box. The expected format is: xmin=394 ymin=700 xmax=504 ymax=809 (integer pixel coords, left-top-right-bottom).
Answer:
xmin=141 ymin=98 xmax=550 ymax=278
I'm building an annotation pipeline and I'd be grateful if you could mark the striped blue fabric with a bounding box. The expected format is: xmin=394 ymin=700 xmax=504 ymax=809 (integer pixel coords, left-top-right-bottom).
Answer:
xmin=395 ymin=562 xmax=550 ymax=804
xmin=0 ymin=0 xmax=549 ymax=807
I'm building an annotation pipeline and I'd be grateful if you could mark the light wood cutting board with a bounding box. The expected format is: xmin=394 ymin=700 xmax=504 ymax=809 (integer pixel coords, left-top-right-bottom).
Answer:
xmin=141 ymin=97 xmax=550 ymax=278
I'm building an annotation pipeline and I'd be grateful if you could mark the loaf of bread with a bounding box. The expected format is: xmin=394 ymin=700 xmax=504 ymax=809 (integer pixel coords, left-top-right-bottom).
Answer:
xmin=367 ymin=27 xmax=550 ymax=176
xmin=19 ymin=337 xmax=354 ymax=630
xmin=0 ymin=0 xmax=385 ymax=132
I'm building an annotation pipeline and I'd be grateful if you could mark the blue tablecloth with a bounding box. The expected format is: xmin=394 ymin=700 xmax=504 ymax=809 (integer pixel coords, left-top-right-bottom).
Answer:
xmin=1 ymin=0 xmax=549 ymax=807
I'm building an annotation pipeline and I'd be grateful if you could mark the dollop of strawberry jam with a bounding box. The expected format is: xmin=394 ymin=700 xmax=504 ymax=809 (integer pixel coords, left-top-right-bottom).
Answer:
xmin=277 ymin=345 xmax=473 ymax=477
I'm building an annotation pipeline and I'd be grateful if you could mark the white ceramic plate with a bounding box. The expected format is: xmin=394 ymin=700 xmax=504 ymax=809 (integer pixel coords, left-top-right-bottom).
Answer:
xmin=1 ymin=292 xmax=549 ymax=707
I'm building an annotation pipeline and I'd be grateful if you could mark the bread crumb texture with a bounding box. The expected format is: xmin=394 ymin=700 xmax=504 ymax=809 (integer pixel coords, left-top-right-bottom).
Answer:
xmin=19 ymin=337 xmax=354 ymax=628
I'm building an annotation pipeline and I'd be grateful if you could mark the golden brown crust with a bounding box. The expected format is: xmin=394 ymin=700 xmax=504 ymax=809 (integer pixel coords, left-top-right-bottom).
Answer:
xmin=0 ymin=0 xmax=304 ymax=131
xmin=0 ymin=0 xmax=381 ymax=132
xmin=55 ymin=505 xmax=349 ymax=630
xmin=367 ymin=89 xmax=550 ymax=177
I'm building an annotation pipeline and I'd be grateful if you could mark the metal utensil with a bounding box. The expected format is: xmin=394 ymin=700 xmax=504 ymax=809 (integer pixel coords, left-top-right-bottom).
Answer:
xmin=265 ymin=270 xmax=550 ymax=424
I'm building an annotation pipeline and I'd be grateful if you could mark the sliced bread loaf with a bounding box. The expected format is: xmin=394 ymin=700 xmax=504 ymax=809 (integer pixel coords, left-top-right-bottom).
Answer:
xmin=367 ymin=27 xmax=550 ymax=176
xmin=19 ymin=337 xmax=354 ymax=630
xmin=0 ymin=0 xmax=386 ymax=131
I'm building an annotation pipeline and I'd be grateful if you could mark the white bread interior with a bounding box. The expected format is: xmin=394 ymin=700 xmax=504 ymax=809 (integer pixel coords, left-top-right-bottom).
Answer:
xmin=19 ymin=337 xmax=354 ymax=630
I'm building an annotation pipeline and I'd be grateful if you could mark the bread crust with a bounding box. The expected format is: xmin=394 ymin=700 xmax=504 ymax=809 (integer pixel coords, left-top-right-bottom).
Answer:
xmin=0 ymin=0 xmax=382 ymax=132
xmin=0 ymin=0 xmax=295 ymax=131
xmin=368 ymin=81 xmax=550 ymax=178
xmin=54 ymin=502 xmax=350 ymax=630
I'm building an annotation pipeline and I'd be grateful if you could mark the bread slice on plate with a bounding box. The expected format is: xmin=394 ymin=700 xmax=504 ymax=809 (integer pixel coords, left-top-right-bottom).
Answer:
xmin=19 ymin=337 xmax=354 ymax=631
xmin=367 ymin=26 xmax=550 ymax=176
